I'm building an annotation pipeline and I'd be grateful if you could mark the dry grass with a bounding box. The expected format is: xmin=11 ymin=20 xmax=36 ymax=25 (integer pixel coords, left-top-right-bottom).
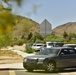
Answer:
xmin=0 ymin=50 xmax=23 ymax=64
xmin=0 ymin=50 xmax=19 ymax=56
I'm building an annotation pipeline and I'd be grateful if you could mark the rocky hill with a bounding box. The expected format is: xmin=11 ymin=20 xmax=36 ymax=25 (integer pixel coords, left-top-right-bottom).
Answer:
xmin=52 ymin=22 xmax=76 ymax=37
xmin=13 ymin=15 xmax=40 ymax=39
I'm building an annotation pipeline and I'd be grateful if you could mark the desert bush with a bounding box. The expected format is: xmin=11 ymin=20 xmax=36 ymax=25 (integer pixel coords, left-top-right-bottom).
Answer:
xmin=25 ymin=46 xmax=34 ymax=53
xmin=13 ymin=39 xmax=25 ymax=46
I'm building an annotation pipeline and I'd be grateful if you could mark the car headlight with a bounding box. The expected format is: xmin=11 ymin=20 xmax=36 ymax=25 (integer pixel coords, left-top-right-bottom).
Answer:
xmin=23 ymin=58 xmax=27 ymax=62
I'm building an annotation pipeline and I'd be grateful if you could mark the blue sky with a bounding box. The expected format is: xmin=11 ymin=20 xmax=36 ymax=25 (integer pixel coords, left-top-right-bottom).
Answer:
xmin=11 ymin=0 xmax=76 ymax=29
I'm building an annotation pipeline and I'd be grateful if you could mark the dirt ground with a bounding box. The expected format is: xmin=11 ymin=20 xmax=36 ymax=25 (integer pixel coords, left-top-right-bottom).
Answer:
xmin=0 ymin=50 xmax=23 ymax=64
xmin=0 ymin=56 xmax=23 ymax=64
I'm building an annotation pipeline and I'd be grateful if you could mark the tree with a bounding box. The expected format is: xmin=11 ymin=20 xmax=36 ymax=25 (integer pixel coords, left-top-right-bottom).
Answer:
xmin=3 ymin=0 xmax=22 ymax=6
xmin=0 ymin=33 xmax=13 ymax=48
xmin=0 ymin=0 xmax=22 ymax=48
xmin=32 ymin=33 xmax=44 ymax=43
xmin=63 ymin=31 xmax=68 ymax=39
xmin=0 ymin=0 xmax=40 ymax=48
xmin=27 ymin=32 xmax=33 ymax=40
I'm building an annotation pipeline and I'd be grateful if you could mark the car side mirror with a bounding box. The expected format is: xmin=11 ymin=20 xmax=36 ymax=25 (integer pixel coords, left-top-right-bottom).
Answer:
xmin=60 ymin=52 xmax=65 ymax=56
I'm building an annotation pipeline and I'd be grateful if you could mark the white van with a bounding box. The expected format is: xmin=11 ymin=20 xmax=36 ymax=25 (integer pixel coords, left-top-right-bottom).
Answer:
xmin=45 ymin=42 xmax=53 ymax=48
xmin=45 ymin=42 xmax=64 ymax=48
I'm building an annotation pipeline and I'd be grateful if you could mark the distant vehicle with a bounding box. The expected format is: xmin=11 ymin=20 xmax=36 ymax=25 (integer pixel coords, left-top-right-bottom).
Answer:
xmin=45 ymin=42 xmax=64 ymax=48
xmin=63 ymin=44 xmax=76 ymax=49
xmin=23 ymin=47 xmax=76 ymax=72
xmin=31 ymin=43 xmax=43 ymax=51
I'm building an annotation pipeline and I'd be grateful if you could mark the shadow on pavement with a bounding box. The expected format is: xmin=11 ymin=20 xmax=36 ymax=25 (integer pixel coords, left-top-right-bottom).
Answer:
xmin=25 ymin=68 xmax=76 ymax=74
xmin=0 ymin=68 xmax=25 ymax=71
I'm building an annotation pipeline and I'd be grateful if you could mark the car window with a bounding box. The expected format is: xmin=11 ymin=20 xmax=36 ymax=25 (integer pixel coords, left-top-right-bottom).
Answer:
xmin=36 ymin=45 xmax=43 ymax=46
xmin=48 ymin=43 xmax=53 ymax=46
xmin=39 ymin=49 xmax=50 ymax=55
xmin=60 ymin=49 xmax=69 ymax=55
xmin=69 ymin=49 xmax=76 ymax=54
xmin=55 ymin=43 xmax=64 ymax=47
xmin=33 ymin=44 xmax=36 ymax=46
xmin=39 ymin=48 xmax=60 ymax=55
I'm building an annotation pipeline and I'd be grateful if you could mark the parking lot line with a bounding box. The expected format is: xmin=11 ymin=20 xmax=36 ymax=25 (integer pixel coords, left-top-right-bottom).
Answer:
xmin=59 ymin=72 xmax=76 ymax=75
xmin=9 ymin=70 xmax=16 ymax=75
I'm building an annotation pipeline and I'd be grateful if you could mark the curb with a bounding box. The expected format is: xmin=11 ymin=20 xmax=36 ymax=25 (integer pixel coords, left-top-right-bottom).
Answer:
xmin=0 ymin=68 xmax=25 ymax=70
xmin=0 ymin=68 xmax=9 ymax=70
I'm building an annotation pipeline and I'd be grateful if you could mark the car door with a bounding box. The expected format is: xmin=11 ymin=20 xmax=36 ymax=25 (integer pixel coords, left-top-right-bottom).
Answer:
xmin=57 ymin=49 xmax=72 ymax=68
xmin=67 ymin=49 xmax=76 ymax=67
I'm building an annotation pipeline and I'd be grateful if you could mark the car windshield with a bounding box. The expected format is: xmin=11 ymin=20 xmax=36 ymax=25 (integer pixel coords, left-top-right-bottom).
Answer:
xmin=36 ymin=45 xmax=43 ymax=46
xmin=39 ymin=48 xmax=60 ymax=55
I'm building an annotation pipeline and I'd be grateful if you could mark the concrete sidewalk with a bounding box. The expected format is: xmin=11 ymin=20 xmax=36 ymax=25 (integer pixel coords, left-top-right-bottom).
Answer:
xmin=0 ymin=63 xmax=24 ymax=70
xmin=12 ymin=49 xmax=35 ymax=58
xmin=0 ymin=49 xmax=35 ymax=70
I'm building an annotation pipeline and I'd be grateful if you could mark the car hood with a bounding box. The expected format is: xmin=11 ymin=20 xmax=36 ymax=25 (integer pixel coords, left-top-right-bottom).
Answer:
xmin=25 ymin=54 xmax=56 ymax=59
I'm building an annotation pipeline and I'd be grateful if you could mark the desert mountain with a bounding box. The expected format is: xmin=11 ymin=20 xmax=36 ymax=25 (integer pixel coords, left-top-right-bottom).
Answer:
xmin=52 ymin=22 xmax=76 ymax=36
xmin=13 ymin=15 xmax=40 ymax=39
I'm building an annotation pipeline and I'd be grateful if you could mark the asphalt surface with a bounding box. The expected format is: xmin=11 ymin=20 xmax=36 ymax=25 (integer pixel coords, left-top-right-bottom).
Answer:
xmin=1 ymin=69 xmax=76 ymax=75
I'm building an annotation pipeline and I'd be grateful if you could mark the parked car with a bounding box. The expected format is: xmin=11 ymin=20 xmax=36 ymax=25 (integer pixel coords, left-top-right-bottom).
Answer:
xmin=31 ymin=43 xmax=43 ymax=51
xmin=63 ymin=44 xmax=76 ymax=49
xmin=23 ymin=47 xmax=76 ymax=72
xmin=45 ymin=42 xmax=64 ymax=48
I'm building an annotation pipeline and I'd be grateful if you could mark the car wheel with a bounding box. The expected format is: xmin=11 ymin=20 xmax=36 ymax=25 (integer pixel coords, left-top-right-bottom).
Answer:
xmin=45 ymin=62 xmax=56 ymax=72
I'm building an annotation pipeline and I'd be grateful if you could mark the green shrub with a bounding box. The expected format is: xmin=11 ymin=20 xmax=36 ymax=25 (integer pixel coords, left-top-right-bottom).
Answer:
xmin=25 ymin=46 xmax=34 ymax=53
xmin=0 ymin=33 xmax=13 ymax=48
xmin=14 ymin=39 xmax=25 ymax=46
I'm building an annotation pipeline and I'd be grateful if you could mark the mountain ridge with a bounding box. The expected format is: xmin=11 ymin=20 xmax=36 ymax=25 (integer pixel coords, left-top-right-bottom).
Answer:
xmin=52 ymin=22 xmax=76 ymax=36
xmin=13 ymin=15 xmax=40 ymax=39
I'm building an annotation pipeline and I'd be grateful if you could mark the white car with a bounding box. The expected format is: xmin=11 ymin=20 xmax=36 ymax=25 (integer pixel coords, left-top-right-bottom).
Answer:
xmin=45 ymin=42 xmax=64 ymax=48
xmin=32 ymin=43 xmax=43 ymax=51
xmin=63 ymin=44 xmax=76 ymax=49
